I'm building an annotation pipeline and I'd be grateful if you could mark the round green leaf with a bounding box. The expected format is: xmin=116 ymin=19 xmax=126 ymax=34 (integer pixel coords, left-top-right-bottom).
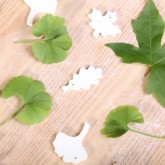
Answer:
xmin=33 ymin=15 xmax=66 ymax=39
xmin=2 ymin=76 xmax=52 ymax=125
xmin=101 ymin=106 xmax=144 ymax=138
xmin=32 ymin=34 xmax=72 ymax=64
xmin=32 ymin=14 xmax=72 ymax=64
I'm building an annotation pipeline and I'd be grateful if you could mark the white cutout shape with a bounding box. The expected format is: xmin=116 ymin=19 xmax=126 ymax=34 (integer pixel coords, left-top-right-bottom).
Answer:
xmin=23 ymin=0 xmax=57 ymax=26
xmin=62 ymin=66 xmax=103 ymax=92
xmin=53 ymin=123 xmax=90 ymax=164
xmin=88 ymin=8 xmax=121 ymax=39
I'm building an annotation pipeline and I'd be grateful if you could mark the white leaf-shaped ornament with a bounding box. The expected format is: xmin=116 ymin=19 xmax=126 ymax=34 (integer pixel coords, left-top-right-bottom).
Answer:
xmin=88 ymin=8 xmax=121 ymax=39
xmin=23 ymin=0 xmax=57 ymax=26
xmin=62 ymin=66 xmax=103 ymax=92
xmin=53 ymin=123 xmax=90 ymax=164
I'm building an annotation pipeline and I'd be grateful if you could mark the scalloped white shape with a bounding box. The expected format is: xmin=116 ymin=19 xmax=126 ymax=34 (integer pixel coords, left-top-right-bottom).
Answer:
xmin=53 ymin=123 xmax=90 ymax=164
xmin=23 ymin=0 xmax=57 ymax=26
xmin=62 ymin=66 xmax=103 ymax=92
xmin=88 ymin=8 xmax=121 ymax=39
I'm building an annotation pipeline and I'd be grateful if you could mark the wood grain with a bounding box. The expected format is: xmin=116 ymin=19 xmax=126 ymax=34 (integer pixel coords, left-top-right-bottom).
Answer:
xmin=0 ymin=0 xmax=165 ymax=164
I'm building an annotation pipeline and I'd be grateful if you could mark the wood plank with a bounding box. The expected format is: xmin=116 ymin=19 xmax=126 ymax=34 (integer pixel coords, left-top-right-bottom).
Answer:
xmin=0 ymin=0 xmax=165 ymax=164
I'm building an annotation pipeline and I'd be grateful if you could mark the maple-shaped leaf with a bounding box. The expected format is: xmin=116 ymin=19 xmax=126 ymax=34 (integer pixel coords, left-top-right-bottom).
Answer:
xmin=106 ymin=0 xmax=165 ymax=106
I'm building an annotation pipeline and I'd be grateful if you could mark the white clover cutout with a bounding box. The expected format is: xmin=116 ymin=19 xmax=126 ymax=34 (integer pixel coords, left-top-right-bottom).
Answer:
xmin=53 ymin=123 xmax=90 ymax=164
xmin=23 ymin=0 xmax=57 ymax=26
xmin=62 ymin=66 xmax=103 ymax=92
xmin=88 ymin=8 xmax=121 ymax=39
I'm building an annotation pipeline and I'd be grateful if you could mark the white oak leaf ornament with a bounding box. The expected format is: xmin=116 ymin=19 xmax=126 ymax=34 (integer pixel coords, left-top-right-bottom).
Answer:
xmin=23 ymin=0 xmax=57 ymax=26
xmin=88 ymin=8 xmax=121 ymax=39
xmin=62 ymin=66 xmax=103 ymax=92
xmin=53 ymin=123 xmax=90 ymax=164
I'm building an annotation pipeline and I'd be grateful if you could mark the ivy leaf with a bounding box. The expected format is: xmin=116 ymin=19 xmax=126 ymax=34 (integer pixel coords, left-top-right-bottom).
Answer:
xmin=101 ymin=106 xmax=144 ymax=138
xmin=106 ymin=0 xmax=165 ymax=106
xmin=2 ymin=76 xmax=52 ymax=125
xmin=16 ymin=14 xmax=72 ymax=64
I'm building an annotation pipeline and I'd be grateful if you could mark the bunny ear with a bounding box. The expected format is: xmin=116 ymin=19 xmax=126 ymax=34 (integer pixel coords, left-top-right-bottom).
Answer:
xmin=23 ymin=0 xmax=32 ymax=7
xmin=77 ymin=123 xmax=90 ymax=141
xmin=27 ymin=9 xmax=38 ymax=26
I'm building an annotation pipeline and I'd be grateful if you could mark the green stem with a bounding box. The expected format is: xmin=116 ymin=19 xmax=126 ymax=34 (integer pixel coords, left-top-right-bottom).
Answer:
xmin=0 ymin=105 xmax=25 ymax=127
xmin=15 ymin=39 xmax=42 ymax=44
xmin=129 ymin=127 xmax=165 ymax=139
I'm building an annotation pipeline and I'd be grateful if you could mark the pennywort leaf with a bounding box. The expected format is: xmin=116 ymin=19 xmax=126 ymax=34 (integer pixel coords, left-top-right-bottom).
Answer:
xmin=101 ymin=106 xmax=165 ymax=139
xmin=1 ymin=76 xmax=52 ymax=125
xmin=16 ymin=14 xmax=72 ymax=64
xmin=106 ymin=0 xmax=165 ymax=107
xmin=101 ymin=106 xmax=144 ymax=138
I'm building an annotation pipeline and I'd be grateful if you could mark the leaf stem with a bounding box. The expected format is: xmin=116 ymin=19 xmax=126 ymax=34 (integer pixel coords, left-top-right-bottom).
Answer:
xmin=15 ymin=39 xmax=42 ymax=44
xmin=144 ymin=67 xmax=151 ymax=77
xmin=0 ymin=105 xmax=25 ymax=127
xmin=129 ymin=127 xmax=165 ymax=139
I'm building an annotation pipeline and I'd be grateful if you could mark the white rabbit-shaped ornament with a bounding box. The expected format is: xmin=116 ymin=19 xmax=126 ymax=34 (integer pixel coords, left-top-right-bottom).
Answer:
xmin=23 ymin=0 xmax=57 ymax=26
xmin=53 ymin=123 xmax=90 ymax=164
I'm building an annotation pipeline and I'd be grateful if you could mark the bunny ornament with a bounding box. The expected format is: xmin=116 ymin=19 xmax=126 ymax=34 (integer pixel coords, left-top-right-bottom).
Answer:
xmin=23 ymin=0 xmax=57 ymax=26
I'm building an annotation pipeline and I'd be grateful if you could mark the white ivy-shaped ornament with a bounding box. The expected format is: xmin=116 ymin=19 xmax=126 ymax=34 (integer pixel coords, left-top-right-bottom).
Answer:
xmin=88 ymin=8 xmax=121 ymax=39
xmin=53 ymin=123 xmax=90 ymax=164
xmin=62 ymin=66 xmax=103 ymax=92
xmin=23 ymin=0 xmax=57 ymax=26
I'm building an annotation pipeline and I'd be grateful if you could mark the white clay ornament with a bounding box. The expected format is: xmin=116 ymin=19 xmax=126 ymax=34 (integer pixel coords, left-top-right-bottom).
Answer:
xmin=23 ymin=0 xmax=57 ymax=26
xmin=53 ymin=123 xmax=90 ymax=164
xmin=62 ymin=66 xmax=103 ymax=92
xmin=88 ymin=8 xmax=121 ymax=39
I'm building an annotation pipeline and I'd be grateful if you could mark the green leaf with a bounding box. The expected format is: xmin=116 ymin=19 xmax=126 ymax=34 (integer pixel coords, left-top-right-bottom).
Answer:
xmin=32 ymin=34 xmax=72 ymax=63
xmin=101 ymin=106 xmax=144 ymax=138
xmin=106 ymin=0 xmax=165 ymax=106
xmin=2 ymin=76 xmax=52 ymax=125
xmin=32 ymin=15 xmax=66 ymax=39
xmin=16 ymin=14 xmax=72 ymax=64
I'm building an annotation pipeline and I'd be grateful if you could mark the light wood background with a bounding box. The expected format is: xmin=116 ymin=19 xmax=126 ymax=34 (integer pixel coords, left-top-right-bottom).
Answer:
xmin=0 ymin=0 xmax=165 ymax=164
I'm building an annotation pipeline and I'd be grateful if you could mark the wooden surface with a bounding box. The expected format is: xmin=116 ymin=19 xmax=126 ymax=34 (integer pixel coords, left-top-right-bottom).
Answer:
xmin=0 ymin=0 xmax=165 ymax=164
